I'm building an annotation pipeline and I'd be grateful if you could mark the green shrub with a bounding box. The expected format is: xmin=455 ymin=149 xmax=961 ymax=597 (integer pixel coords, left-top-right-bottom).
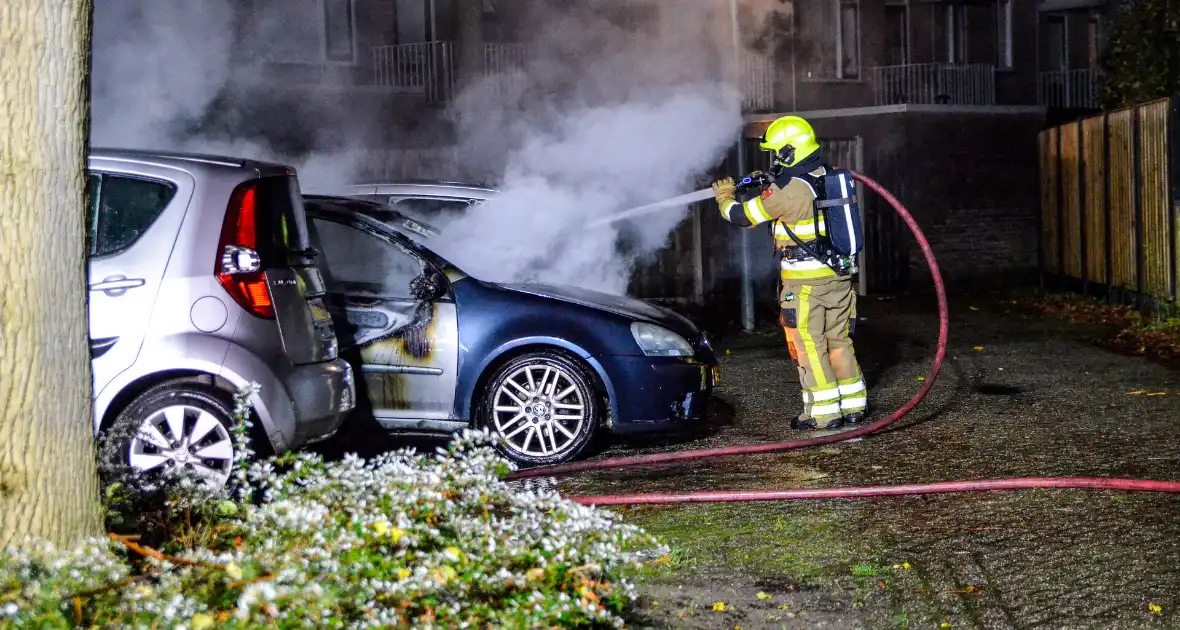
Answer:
xmin=1 ymin=387 xmax=664 ymax=629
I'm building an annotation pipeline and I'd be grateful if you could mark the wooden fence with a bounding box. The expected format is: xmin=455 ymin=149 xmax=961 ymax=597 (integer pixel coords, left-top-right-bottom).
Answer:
xmin=1039 ymin=97 xmax=1180 ymax=304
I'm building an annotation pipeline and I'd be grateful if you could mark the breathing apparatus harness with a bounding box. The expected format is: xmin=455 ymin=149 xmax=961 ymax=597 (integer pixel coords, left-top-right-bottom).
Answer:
xmin=734 ymin=154 xmax=864 ymax=277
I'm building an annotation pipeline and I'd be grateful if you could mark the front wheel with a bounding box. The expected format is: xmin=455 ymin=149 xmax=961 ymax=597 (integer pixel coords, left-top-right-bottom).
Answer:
xmin=481 ymin=351 xmax=599 ymax=467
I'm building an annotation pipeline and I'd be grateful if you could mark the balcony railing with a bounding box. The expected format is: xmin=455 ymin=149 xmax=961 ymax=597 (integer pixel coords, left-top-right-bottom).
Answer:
xmin=484 ymin=42 xmax=529 ymax=75
xmin=871 ymin=63 xmax=996 ymax=106
xmin=1038 ymin=68 xmax=1100 ymax=110
xmin=739 ymin=52 xmax=775 ymax=112
xmin=371 ymin=41 xmax=455 ymax=104
xmin=370 ymin=42 xmax=776 ymax=111
xmin=481 ymin=43 xmax=531 ymax=100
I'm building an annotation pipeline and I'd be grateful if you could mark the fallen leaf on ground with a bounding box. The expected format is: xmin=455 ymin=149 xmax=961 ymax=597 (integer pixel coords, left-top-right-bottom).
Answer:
xmin=1146 ymin=392 xmax=1167 ymax=397
xmin=1149 ymin=602 xmax=1163 ymax=614
xmin=713 ymin=602 xmax=727 ymax=612
xmin=892 ymin=562 xmax=911 ymax=570
xmin=969 ymin=306 xmax=979 ymax=311
xmin=877 ymin=580 xmax=887 ymax=589
xmin=756 ymin=592 xmax=772 ymax=600
xmin=1128 ymin=390 xmax=1147 ymax=395
xmin=917 ymin=376 xmax=926 ymax=381
xmin=973 ymin=346 xmax=984 ymax=351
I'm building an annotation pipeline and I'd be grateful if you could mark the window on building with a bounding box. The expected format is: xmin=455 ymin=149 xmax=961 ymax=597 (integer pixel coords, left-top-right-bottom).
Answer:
xmin=1045 ymin=14 xmax=1067 ymax=72
xmin=323 ymin=0 xmax=355 ymax=63
xmin=997 ymin=0 xmax=1013 ymax=70
xmin=1087 ymin=13 xmax=1102 ymax=69
xmin=798 ymin=0 xmax=860 ymax=80
xmin=840 ymin=1 xmax=860 ymax=77
xmin=941 ymin=4 xmax=969 ymax=64
xmin=885 ymin=4 xmax=909 ymax=66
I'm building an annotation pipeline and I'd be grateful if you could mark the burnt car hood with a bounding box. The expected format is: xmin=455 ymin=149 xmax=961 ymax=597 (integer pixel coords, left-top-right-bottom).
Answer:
xmin=493 ymin=282 xmax=700 ymax=338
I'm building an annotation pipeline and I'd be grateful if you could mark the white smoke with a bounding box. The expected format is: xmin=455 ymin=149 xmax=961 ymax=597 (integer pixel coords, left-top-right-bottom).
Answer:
xmin=436 ymin=85 xmax=743 ymax=292
xmin=433 ymin=0 xmax=790 ymax=294
xmin=90 ymin=0 xmax=789 ymax=296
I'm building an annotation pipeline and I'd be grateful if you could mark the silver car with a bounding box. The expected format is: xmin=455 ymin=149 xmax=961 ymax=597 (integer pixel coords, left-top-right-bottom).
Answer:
xmin=88 ymin=148 xmax=356 ymax=486
xmin=308 ymin=180 xmax=497 ymax=224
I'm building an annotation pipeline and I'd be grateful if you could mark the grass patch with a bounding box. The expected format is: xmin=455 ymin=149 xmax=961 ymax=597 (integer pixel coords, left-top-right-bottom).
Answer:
xmin=1016 ymin=292 xmax=1180 ymax=362
xmin=617 ymin=501 xmax=874 ymax=588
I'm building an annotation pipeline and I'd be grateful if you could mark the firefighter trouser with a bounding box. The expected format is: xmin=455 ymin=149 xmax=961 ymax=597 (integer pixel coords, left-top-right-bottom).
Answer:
xmin=779 ymin=279 xmax=866 ymax=426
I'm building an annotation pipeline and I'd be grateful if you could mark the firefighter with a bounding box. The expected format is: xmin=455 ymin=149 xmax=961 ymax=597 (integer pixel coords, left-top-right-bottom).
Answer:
xmin=712 ymin=115 xmax=867 ymax=430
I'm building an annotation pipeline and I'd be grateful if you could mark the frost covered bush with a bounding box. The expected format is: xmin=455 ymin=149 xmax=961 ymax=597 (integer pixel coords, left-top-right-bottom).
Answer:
xmin=1 ymin=387 xmax=664 ymax=629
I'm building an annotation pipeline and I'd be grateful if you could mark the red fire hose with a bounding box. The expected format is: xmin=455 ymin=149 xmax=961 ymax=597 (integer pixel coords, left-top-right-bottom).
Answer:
xmin=507 ymin=171 xmax=946 ymax=482
xmin=505 ymin=171 xmax=1180 ymax=505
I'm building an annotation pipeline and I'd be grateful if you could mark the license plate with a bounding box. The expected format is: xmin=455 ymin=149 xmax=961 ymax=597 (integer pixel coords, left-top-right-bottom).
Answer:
xmin=308 ymin=298 xmax=333 ymax=325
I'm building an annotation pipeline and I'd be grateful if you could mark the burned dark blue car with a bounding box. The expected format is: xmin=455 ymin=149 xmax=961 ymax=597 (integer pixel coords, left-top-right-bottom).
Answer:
xmin=301 ymin=195 xmax=719 ymax=466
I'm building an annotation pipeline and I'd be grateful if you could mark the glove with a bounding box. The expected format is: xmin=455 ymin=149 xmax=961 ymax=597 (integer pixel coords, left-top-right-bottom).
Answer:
xmin=712 ymin=177 xmax=735 ymax=206
xmin=735 ymin=170 xmax=770 ymax=200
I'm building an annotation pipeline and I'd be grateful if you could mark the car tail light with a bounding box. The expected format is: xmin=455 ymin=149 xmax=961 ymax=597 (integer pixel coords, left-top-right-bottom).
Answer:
xmin=216 ymin=182 xmax=274 ymax=319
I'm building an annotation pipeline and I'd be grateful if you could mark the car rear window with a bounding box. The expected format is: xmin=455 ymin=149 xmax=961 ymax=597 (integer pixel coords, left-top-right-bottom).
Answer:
xmin=252 ymin=175 xmax=312 ymax=261
xmin=87 ymin=172 xmax=178 ymax=257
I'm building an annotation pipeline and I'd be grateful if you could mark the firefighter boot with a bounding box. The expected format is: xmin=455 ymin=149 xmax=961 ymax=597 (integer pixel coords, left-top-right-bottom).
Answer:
xmin=842 ymin=411 xmax=866 ymax=425
xmin=792 ymin=414 xmax=845 ymax=431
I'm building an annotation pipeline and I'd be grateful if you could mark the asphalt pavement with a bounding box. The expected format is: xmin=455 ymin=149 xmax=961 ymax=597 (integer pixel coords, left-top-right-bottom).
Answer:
xmin=558 ymin=292 xmax=1180 ymax=630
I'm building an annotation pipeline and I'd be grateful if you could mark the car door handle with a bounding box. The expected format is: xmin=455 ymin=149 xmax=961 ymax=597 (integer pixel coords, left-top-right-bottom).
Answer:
xmin=90 ymin=336 xmax=118 ymax=359
xmin=90 ymin=276 xmax=145 ymax=296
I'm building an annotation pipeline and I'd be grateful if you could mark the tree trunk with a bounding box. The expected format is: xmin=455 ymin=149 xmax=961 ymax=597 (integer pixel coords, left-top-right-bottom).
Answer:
xmin=0 ymin=0 xmax=102 ymax=549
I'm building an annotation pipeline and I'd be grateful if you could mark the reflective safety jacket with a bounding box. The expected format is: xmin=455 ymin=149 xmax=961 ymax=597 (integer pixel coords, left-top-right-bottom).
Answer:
xmin=719 ymin=166 xmax=840 ymax=283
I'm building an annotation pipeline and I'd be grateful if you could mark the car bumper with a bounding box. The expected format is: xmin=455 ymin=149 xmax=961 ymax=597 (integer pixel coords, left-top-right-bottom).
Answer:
xmin=283 ymin=358 xmax=357 ymax=446
xmin=598 ymin=355 xmax=718 ymax=435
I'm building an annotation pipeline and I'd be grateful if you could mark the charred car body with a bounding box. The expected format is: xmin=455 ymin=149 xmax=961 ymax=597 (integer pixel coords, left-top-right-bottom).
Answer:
xmin=302 ymin=195 xmax=718 ymax=466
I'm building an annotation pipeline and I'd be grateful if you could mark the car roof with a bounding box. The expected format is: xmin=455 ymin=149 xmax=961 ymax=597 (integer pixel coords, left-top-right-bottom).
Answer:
xmin=88 ymin=147 xmax=291 ymax=174
xmin=322 ymin=180 xmax=498 ymax=198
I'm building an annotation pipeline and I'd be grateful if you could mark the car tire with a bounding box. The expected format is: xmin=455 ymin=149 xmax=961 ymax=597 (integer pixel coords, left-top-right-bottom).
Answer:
xmin=102 ymin=382 xmax=242 ymax=489
xmin=480 ymin=350 xmax=599 ymax=467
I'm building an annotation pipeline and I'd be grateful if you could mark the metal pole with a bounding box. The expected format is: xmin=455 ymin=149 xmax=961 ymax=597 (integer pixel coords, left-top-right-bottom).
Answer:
xmin=732 ymin=0 xmax=756 ymax=332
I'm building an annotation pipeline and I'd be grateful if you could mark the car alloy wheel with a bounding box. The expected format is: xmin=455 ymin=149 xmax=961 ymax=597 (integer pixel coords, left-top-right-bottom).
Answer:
xmin=107 ymin=381 xmax=242 ymax=490
xmin=128 ymin=404 xmax=235 ymax=487
xmin=484 ymin=351 xmax=599 ymax=466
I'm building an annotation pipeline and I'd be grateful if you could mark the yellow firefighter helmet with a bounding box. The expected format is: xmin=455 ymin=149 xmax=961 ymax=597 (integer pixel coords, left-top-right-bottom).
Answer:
xmin=759 ymin=115 xmax=820 ymax=167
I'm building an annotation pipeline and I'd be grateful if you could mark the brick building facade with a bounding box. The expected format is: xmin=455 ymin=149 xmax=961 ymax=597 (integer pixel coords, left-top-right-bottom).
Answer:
xmin=200 ymin=0 xmax=1120 ymax=302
